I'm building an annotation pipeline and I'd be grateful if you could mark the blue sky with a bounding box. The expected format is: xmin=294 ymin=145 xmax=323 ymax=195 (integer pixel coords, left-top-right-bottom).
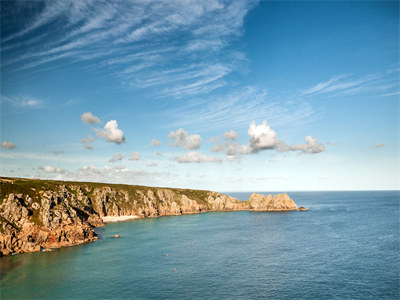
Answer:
xmin=1 ymin=0 xmax=398 ymax=191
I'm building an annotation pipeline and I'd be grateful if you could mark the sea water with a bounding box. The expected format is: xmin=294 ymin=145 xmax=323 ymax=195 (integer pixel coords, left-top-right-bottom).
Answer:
xmin=0 ymin=191 xmax=399 ymax=299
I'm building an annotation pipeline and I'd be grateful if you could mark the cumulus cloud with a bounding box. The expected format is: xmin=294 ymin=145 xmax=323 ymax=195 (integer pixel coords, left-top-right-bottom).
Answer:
xmin=289 ymin=136 xmax=325 ymax=154
xmin=147 ymin=162 xmax=158 ymax=167
xmin=80 ymin=134 xmax=94 ymax=144
xmin=43 ymin=166 xmax=66 ymax=174
xmin=169 ymin=128 xmax=202 ymax=150
xmin=223 ymin=130 xmax=238 ymax=140
xmin=81 ymin=112 xmax=101 ymax=124
xmin=370 ymin=143 xmax=386 ymax=149
xmin=211 ymin=121 xmax=278 ymax=157
xmin=1 ymin=141 xmax=17 ymax=149
xmin=151 ymin=139 xmax=161 ymax=146
xmin=211 ymin=121 xmax=325 ymax=158
xmin=109 ymin=153 xmax=123 ymax=163
xmin=129 ymin=152 xmax=141 ymax=161
xmin=174 ymin=151 xmax=222 ymax=163
xmin=80 ymin=134 xmax=94 ymax=150
xmin=248 ymin=121 xmax=278 ymax=151
xmin=96 ymin=120 xmax=126 ymax=144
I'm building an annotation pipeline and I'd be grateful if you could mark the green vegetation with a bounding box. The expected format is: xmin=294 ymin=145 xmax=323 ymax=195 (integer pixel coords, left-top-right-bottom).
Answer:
xmin=0 ymin=176 xmax=215 ymax=210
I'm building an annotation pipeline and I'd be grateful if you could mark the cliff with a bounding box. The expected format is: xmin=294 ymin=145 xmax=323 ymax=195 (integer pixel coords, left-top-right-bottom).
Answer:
xmin=0 ymin=177 xmax=304 ymax=256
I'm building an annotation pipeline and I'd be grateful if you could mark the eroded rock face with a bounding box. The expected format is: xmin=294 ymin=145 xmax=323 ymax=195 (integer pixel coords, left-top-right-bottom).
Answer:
xmin=0 ymin=178 xmax=302 ymax=256
xmin=0 ymin=191 xmax=101 ymax=256
xmin=248 ymin=193 xmax=298 ymax=210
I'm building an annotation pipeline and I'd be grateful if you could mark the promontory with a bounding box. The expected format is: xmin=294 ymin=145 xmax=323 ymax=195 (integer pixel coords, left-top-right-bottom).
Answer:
xmin=0 ymin=177 xmax=306 ymax=256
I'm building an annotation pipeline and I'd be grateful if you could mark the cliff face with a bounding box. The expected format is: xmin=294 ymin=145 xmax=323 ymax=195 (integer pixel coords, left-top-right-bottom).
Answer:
xmin=0 ymin=177 xmax=301 ymax=256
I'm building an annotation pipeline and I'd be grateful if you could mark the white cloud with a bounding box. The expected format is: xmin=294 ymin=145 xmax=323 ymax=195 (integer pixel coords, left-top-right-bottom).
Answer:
xmin=248 ymin=121 xmax=278 ymax=151
xmin=1 ymin=95 xmax=43 ymax=108
xmin=156 ymin=152 xmax=163 ymax=157
xmin=3 ymin=1 xmax=258 ymax=98
xmin=166 ymin=86 xmax=317 ymax=132
xmin=81 ymin=112 xmax=101 ymax=124
xmin=37 ymin=164 xmax=171 ymax=186
xmin=151 ymin=139 xmax=161 ymax=146
xmin=174 ymin=151 xmax=222 ymax=163
xmin=169 ymin=128 xmax=202 ymax=150
xmin=289 ymin=136 xmax=325 ymax=154
xmin=211 ymin=121 xmax=277 ymax=157
xmin=370 ymin=143 xmax=386 ymax=149
xmin=1 ymin=141 xmax=17 ymax=149
xmin=80 ymin=134 xmax=94 ymax=150
xmin=211 ymin=121 xmax=325 ymax=158
xmin=43 ymin=166 xmax=66 ymax=174
xmin=129 ymin=152 xmax=141 ymax=161
xmin=303 ymin=72 xmax=398 ymax=97
xmin=95 ymin=120 xmax=126 ymax=144
xmin=109 ymin=153 xmax=123 ymax=163
xmin=147 ymin=162 xmax=158 ymax=167
xmin=223 ymin=130 xmax=238 ymax=140
xmin=80 ymin=134 xmax=94 ymax=144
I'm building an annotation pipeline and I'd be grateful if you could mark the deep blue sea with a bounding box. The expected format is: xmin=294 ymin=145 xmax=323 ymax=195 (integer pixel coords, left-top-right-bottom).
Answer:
xmin=1 ymin=191 xmax=399 ymax=299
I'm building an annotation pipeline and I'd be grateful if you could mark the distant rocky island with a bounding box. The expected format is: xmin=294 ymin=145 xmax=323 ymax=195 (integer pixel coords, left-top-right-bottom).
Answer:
xmin=0 ymin=177 xmax=307 ymax=256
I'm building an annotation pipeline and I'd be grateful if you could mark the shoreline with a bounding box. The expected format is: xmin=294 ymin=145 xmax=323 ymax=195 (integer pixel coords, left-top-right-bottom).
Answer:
xmin=102 ymin=215 xmax=140 ymax=223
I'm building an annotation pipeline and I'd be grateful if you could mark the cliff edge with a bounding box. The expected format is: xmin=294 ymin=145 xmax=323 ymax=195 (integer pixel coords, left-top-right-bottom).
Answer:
xmin=0 ymin=177 xmax=305 ymax=256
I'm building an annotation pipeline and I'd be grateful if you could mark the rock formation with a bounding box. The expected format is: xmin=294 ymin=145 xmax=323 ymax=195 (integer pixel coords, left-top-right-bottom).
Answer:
xmin=0 ymin=177 xmax=305 ymax=256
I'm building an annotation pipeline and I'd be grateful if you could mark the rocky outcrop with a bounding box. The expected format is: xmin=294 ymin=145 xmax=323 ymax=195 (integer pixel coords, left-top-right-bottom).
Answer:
xmin=0 ymin=177 xmax=305 ymax=256
xmin=247 ymin=193 xmax=298 ymax=211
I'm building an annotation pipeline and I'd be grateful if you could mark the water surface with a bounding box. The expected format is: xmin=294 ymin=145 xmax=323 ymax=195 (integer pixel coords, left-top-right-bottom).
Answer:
xmin=1 ymin=191 xmax=399 ymax=299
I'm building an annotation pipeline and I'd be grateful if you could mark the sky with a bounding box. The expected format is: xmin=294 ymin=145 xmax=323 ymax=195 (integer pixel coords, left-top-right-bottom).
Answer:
xmin=1 ymin=0 xmax=399 ymax=192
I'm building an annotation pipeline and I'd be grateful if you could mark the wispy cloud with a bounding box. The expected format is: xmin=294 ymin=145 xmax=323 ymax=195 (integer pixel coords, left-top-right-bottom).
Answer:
xmin=370 ymin=143 xmax=386 ymax=149
xmin=166 ymin=86 xmax=317 ymax=132
xmin=2 ymin=0 xmax=258 ymax=98
xmin=1 ymin=95 xmax=44 ymax=108
xmin=303 ymin=71 xmax=399 ymax=97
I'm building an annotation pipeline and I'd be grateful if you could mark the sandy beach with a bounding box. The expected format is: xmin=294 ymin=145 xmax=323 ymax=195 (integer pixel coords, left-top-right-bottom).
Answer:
xmin=102 ymin=216 xmax=139 ymax=223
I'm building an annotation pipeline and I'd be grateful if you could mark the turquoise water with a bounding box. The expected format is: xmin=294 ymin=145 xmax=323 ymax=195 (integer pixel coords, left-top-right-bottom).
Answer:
xmin=1 ymin=191 xmax=399 ymax=299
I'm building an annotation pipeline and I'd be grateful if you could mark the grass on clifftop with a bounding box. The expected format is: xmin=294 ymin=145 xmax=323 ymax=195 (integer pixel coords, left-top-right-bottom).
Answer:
xmin=0 ymin=177 xmax=215 ymax=207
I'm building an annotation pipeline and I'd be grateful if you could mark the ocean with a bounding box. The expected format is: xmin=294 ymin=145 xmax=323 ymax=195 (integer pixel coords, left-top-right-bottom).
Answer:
xmin=1 ymin=191 xmax=399 ymax=299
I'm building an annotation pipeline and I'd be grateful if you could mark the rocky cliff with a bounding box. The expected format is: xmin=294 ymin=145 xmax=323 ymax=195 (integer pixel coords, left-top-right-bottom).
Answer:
xmin=0 ymin=177 xmax=304 ymax=256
